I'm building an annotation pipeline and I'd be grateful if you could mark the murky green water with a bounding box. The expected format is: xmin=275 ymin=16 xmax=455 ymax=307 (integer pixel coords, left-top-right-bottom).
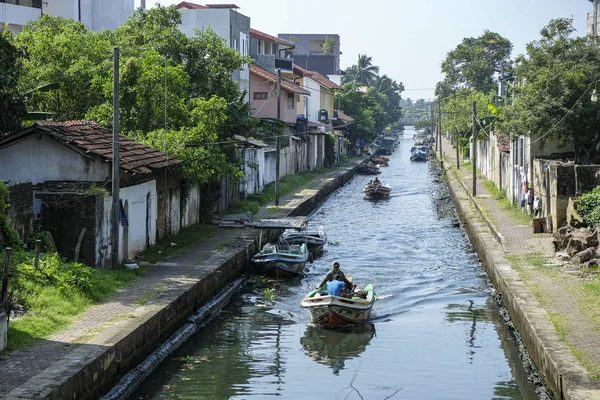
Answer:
xmin=130 ymin=127 xmax=539 ymax=400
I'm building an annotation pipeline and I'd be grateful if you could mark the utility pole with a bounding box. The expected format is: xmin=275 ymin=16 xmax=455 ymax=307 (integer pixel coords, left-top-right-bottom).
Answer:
xmin=455 ymin=128 xmax=460 ymax=169
xmin=438 ymin=97 xmax=442 ymax=158
xmin=275 ymin=69 xmax=281 ymax=206
xmin=472 ymin=101 xmax=477 ymax=196
xmin=430 ymin=102 xmax=435 ymax=150
xmin=111 ymin=47 xmax=120 ymax=268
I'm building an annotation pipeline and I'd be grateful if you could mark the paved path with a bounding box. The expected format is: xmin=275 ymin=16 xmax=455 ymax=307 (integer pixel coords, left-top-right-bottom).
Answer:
xmin=0 ymin=159 xmax=362 ymax=399
xmin=439 ymin=135 xmax=600 ymax=395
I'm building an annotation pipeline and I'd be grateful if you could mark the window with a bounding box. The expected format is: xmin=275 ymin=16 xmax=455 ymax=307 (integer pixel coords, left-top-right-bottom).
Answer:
xmin=287 ymin=93 xmax=295 ymax=109
xmin=254 ymin=92 xmax=268 ymax=100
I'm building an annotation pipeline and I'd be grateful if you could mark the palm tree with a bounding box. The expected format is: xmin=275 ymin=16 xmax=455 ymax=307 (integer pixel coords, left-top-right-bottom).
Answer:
xmin=374 ymin=74 xmax=393 ymax=94
xmin=356 ymin=54 xmax=379 ymax=86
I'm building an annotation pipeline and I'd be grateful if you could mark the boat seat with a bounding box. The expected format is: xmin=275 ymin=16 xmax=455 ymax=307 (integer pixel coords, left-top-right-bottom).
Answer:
xmin=288 ymin=245 xmax=301 ymax=255
xmin=262 ymin=244 xmax=278 ymax=254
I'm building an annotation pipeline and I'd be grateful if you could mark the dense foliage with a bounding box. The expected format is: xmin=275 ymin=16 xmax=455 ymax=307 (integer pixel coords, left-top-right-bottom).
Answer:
xmin=0 ymin=182 xmax=21 ymax=248
xmin=576 ymin=186 xmax=600 ymax=228
xmin=500 ymin=18 xmax=600 ymax=163
xmin=0 ymin=30 xmax=26 ymax=135
xmin=438 ymin=30 xmax=512 ymax=95
xmin=14 ymin=5 xmax=253 ymax=184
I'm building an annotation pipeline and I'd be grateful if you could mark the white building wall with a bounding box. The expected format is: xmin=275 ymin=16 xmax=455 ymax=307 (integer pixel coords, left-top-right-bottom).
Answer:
xmin=179 ymin=8 xmax=229 ymax=41
xmin=118 ymin=180 xmax=157 ymax=261
xmin=0 ymin=134 xmax=109 ymax=184
xmin=181 ymin=186 xmax=200 ymax=228
xmin=0 ymin=3 xmax=42 ymax=33
xmin=305 ymin=77 xmax=321 ymax=122
xmin=43 ymin=0 xmax=134 ymax=31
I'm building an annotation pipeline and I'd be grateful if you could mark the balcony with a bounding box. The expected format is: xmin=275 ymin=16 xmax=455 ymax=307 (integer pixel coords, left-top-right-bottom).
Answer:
xmin=254 ymin=54 xmax=294 ymax=73
xmin=0 ymin=1 xmax=42 ymax=32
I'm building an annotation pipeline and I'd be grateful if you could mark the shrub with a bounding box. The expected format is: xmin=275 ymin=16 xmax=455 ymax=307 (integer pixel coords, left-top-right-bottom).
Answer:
xmin=576 ymin=186 xmax=600 ymax=227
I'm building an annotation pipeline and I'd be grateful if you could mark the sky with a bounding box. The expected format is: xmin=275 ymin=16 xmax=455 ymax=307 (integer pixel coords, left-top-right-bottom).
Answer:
xmin=152 ymin=0 xmax=593 ymax=100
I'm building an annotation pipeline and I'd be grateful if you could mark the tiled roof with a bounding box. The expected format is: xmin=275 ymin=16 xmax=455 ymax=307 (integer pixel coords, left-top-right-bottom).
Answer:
xmin=0 ymin=121 xmax=181 ymax=175
xmin=497 ymin=133 xmax=510 ymax=153
xmin=337 ymin=111 xmax=354 ymax=122
xmin=309 ymin=71 xmax=340 ymax=90
xmin=205 ymin=3 xmax=239 ymax=8
xmin=293 ymin=65 xmax=313 ymax=77
xmin=250 ymin=64 xmax=310 ymax=95
xmin=250 ymin=28 xmax=294 ymax=46
xmin=176 ymin=1 xmax=208 ymax=9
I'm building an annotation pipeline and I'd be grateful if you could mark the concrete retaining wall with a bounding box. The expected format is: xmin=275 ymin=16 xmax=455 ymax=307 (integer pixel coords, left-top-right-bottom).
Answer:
xmin=41 ymin=162 xmax=361 ymax=399
xmin=444 ymin=164 xmax=599 ymax=400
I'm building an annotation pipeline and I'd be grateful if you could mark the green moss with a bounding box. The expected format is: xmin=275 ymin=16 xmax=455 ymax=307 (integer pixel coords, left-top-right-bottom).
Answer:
xmin=137 ymin=224 xmax=218 ymax=264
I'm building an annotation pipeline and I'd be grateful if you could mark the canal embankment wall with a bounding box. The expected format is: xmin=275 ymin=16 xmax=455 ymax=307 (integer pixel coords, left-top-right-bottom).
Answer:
xmin=442 ymin=161 xmax=600 ymax=400
xmin=27 ymin=163 xmax=360 ymax=400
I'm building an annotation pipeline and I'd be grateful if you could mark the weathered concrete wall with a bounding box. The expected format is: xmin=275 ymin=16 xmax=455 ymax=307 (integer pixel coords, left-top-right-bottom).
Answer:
xmin=6 ymin=182 xmax=34 ymax=244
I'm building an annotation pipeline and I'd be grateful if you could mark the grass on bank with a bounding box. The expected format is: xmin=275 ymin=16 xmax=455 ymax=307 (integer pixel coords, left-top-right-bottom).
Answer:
xmin=507 ymin=253 xmax=600 ymax=379
xmin=482 ymin=180 xmax=533 ymax=225
xmin=136 ymin=223 xmax=218 ymax=264
xmin=1 ymin=250 xmax=142 ymax=352
xmin=226 ymin=167 xmax=334 ymax=216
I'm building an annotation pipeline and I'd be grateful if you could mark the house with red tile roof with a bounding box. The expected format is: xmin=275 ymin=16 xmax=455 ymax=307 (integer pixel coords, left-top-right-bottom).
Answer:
xmin=0 ymin=121 xmax=190 ymax=268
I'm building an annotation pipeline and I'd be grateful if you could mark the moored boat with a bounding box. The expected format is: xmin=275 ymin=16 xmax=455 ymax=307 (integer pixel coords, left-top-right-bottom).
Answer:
xmin=251 ymin=217 xmax=312 ymax=278
xmin=282 ymin=226 xmax=327 ymax=254
xmin=301 ymin=283 xmax=375 ymax=327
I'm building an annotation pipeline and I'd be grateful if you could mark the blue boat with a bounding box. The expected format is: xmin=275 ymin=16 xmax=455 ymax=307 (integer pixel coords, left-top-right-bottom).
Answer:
xmin=410 ymin=145 xmax=429 ymax=161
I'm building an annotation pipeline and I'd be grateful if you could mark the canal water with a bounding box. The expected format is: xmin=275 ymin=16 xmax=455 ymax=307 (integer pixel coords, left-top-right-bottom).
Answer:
xmin=130 ymin=127 xmax=539 ymax=400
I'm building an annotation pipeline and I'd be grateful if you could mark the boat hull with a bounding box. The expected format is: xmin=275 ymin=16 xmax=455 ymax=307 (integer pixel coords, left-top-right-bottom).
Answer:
xmin=252 ymin=258 xmax=307 ymax=278
xmin=301 ymin=286 xmax=375 ymax=328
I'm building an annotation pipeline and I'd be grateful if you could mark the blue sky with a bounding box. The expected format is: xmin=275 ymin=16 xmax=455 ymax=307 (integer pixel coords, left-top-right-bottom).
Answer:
xmin=153 ymin=0 xmax=592 ymax=100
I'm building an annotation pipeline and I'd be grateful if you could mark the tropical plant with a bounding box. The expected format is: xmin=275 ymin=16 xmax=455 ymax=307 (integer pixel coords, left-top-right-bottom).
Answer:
xmin=321 ymin=36 xmax=336 ymax=55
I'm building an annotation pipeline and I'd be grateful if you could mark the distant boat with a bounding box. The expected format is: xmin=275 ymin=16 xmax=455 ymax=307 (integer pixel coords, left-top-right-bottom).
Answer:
xmin=363 ymin=180 xmax=391 ymax=199
xmin=410 ymin=145 xmax=429 ymax=161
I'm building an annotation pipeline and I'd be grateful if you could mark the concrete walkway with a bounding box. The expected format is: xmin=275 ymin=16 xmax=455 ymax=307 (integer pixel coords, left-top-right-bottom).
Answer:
xmin=439 ymin=135 xmax=600 ymax=400
xmin=0 ymin=159 xmax=361 ymax=399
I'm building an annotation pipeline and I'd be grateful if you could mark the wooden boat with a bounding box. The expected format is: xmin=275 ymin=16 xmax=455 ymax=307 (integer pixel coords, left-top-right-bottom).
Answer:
xmin=372 ymin=156 xmax=389 ymax=167
xmin=301 ymin=282 xmax=375 ymax=327
xmin=410 ymin=145 xmax=429 ymax=161
xmin=363 ymin=180 xmax=391 ymax=199
xmin=251 ymin=217 xmax=312 ymax=278
xmin=281 ymin=226 xmax=327 ymax=254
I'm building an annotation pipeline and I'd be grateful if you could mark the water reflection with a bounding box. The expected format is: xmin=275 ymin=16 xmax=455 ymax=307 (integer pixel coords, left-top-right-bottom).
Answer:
xmin=300 ymin=324 xmax=376 ymax=375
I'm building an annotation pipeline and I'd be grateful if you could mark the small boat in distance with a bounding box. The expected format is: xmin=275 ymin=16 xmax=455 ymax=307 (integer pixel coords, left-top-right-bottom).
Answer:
xmin=363 ymin=179 xmax=391 ymax=200
xmin=251 ymin=217 xmax=312 ymax=278
xmin=301 ymin=280 xmax=375 ymax=328
xmin=282 ymin=225 xmax=327 ymax=254
xmin=410 ymin=145 xmax=430 ymax=161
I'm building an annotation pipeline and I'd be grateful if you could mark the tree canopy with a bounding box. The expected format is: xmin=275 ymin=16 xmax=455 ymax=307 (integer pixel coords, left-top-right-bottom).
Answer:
xmin=0 ymin=30 xmax=27 ymax=134
xmin=501 ymin=18 xmax=600 ymax=163
xmin=14 ymin=5 xmax=253 ymax=183
xmin=438 ymin=30 xmax=512 ymax=95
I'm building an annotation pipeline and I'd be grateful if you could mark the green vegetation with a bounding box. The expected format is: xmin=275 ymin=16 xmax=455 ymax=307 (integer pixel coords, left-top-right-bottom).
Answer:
xmin=0 ymin=30 xmax=26 ymax=134
xmin=575 ymin=186 xmax=600 ymax=228
xmin=137 ymin=223 xmax=218 ymax=264
xmin=1 ymin=249 xmax=141 ymax=351
xmin=262 ymin=287 xmax=276 ymax=301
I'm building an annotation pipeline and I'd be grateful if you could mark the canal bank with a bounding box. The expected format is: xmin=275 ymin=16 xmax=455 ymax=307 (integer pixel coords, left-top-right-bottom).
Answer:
xmin=438 ymin=135 xmax=600 ymax=400
xmin=0 ymin=161 xmax=361 ymax=400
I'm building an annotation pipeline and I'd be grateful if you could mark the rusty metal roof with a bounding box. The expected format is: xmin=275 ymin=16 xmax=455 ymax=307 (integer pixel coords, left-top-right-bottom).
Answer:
xmin=0 ymin=121 xmax=181 ymax=175
xmin=250 ymin=64 xmax=310 ymax=95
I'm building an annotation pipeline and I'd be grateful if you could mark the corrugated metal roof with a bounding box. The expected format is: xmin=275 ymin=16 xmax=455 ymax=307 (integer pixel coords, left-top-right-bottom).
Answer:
xmin=250 ymin=63 xmax=310 ymax=95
